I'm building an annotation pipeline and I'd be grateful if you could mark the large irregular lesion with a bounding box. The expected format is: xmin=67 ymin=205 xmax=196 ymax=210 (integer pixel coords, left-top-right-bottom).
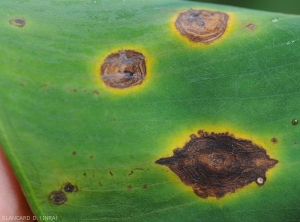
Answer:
xmin=175 ymin=9 xmax=229 ymax=44
xmin=156 ymin=131 xmax=278 ymax=199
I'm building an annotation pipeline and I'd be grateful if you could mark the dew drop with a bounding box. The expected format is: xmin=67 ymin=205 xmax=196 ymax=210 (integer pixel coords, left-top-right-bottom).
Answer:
xmin=256 ymin=177 xmax=264 ymax=185
xmin=270 ymin=17 xmax=279 ymax=22
xmin=292 ymin=119 xmax=298 ymax=125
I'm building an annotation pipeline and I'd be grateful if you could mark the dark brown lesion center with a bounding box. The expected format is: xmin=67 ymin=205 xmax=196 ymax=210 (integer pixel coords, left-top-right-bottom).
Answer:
xmin=9 ymin=18 xmax=26 ymax=28
xmin=48 ymin=182 xmax=79 ymax=205
xmin=48 ymin=190 xmax=67 ymax=205
xmin=63 ymin=182 xmax=78 ymax=193
xmin=156 ymin=131 xmax=278 ymax=199
xmin=100 ymin=50 xmax=146 ymax=89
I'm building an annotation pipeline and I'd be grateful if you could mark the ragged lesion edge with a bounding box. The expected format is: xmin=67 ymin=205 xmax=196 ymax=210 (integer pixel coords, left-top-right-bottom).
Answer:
xmin=154 ymin=123 xmax=281 ymax=203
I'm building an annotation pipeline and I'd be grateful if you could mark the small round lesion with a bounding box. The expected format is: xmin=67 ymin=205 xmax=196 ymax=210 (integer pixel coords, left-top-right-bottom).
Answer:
xmin=246 ymin=23 xmax=256 ymax=30
xmin=63 ymin=182 xmax=78 ymax=193
xmin=100 ymin=50 xmax=146 ymax=89
xmin=175 ymin=9 xmax=229 ymax=44
xmin=271 ymin=137 xmax=278 ymax=144
xmin=48 ymin=190 xmax=67 ymax=205
xmin=9 ymin=18 xmax=26 ymax=28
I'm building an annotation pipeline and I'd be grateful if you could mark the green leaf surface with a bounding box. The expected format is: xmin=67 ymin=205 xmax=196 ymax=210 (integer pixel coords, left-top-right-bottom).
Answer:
xmin=1 ymin=0 xmax=300 ymax=221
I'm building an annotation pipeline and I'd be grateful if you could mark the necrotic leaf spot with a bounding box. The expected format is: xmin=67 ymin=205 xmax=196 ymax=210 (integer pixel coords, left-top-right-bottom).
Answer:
xmin=156 ymin=131 xmax=278 ymax=199
xmin=48 ymin=190 xmax=67 ymax=205
xmin=271 ymin=137 xmax=278 ymax=144
xmin=246 ymin=23 xmax=256 ymax=30
xmin=63 ymin=182 xmax=78 ymax=193
xmin=9 ymin=18 xmax=26 ymax=27
xmin=175 ymin=9 xmax=229 ymax=44
xmin=101 ymin=50 xmax=146 ymax=89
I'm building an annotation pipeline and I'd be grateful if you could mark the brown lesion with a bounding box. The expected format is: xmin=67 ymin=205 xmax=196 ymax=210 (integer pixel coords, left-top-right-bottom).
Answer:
xmin=49 ymin=182 xmax=78 ymax=205
xmin=100 ymin=50 xmax=146 ymax=88
xmin=271 ymin=137 xmax=278 ymax=144
xmin=92 ymin=90 xmax=99 ymax=95
xmin=9 ymin=18 xmax=26 ymax=28
xmin=48 ymin=190 xmax=67 ymax=205
xmin=246 ymin=23 xmax=256 ymax=30
xmin=156 ymin=131 xmax=278 ymax=199
xmin=175 ymin=9 xmax=229 ymax=44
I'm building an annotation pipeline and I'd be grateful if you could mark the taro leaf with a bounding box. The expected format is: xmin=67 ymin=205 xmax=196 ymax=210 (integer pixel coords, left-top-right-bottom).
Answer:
xmin=1 ymin=0 xmax=300 ymax=221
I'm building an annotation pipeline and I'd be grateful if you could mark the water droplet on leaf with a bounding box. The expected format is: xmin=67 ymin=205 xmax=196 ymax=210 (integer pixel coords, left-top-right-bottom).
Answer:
xmin=292 ymin=119 xmax=298 ymax=125
xmin=256 ymin=177 xmax=264 ymax=185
